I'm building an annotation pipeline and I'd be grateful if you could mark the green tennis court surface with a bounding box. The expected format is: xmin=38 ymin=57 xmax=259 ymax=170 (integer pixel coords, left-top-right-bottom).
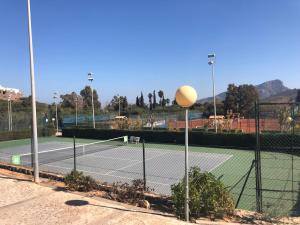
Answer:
xmin=0 ymin=137 xmax=299 ymax=215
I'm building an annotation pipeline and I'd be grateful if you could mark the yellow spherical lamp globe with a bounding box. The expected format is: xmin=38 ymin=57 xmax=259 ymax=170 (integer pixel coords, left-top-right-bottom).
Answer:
xmin=175 ymin=85 xmax=198 ymax=108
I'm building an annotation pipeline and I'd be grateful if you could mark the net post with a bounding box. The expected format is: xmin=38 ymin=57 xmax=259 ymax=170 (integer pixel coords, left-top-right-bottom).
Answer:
xmin=142 ymin=139 xmax=146 ymax=191
xmin=73 ymin=136 xmax=76 ymax=171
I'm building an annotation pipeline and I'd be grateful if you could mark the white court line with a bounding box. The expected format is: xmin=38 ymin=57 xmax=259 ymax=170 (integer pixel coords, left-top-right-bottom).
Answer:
xmin=41 ymin=164 xmax=170 ymax=186
xmin=78 ymin=154 xmax=140 ymax=162
xmin=208 ymin=155 xmax=233 ymax=172
xmin=104 ymin=152 xmax=169 ymax=176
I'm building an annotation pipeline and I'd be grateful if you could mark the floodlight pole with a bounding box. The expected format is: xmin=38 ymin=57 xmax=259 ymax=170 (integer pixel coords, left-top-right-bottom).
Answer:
xmin=7 ymin=98 xmax=10 ymax=131
xmin=184 ymin=108 xmax=189 ymax=222
xmin=88 ymin=73 xmax=95 ymax=128
xmin=118 ymin=94 xmax=121 ymax=116
xmin=53 ymin=92 xmax=59 ymax=133
xmin=75 ymin=98 xmax=78 ymax=126
xmin=208 ymin=54 xmax=217 ymax=133
xmin=9 ymin=99 xmax=12 ymax=131
xmin=27 ymin=0 xmax=39 ymax=183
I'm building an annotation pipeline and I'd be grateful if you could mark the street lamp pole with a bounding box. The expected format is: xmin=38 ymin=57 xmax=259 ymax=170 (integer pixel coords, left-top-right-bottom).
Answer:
xmin=208 ymin=53 xmax=217 ymax=133
xmin=53 ymin=92 xmax=59 ymax=133
xmin=7 ymin=96 xmax=11 ymax=131
xmin=88 ymin=73 xmax=95 ymax=128
xmin=117 ymin=94 xmax=121 ymax=116
xmin=27 ymin=0 xmax=39 ymax=183
xmin=75 ymin=97 xmax=78 ymax=126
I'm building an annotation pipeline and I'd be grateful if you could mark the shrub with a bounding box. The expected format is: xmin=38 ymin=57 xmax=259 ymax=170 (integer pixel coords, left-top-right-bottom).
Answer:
xmin=64 ymin=170 xmax=97 ymax=192
xmin=109 ymin=179 xmax=154 ymax=204
xmin=171 ymin=166 xmax=234 ymax=219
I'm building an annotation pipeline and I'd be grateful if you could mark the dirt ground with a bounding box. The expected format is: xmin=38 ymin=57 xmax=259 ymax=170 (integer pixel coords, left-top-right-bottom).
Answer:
xmin=0 ymin=169 xmax=298 ymax=225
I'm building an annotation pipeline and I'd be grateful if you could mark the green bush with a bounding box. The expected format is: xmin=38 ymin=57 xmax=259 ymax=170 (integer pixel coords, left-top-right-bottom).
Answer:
xmin=171 ymin=166 xmax=234 ymax=219
xmin=64 ymin=170 xmax=97 ymax=192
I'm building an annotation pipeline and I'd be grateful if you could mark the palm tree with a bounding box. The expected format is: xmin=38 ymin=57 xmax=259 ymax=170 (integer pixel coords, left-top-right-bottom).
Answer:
xmin=148 ymin=93 xmax=153 ymax=110
xmin=158 ymin=90 xmax=164 ymax=106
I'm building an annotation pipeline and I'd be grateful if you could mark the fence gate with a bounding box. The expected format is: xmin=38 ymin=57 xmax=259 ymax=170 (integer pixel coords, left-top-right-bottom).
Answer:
xmin=255 ymin=102 xmax=300 ymax=216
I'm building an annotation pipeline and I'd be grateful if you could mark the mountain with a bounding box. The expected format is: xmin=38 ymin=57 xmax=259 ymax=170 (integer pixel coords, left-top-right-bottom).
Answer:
xmin=263 ymin=88 xmax=298 ymax=103
xmin=256 ymin=80 xmax=289 ymax=99
xmin=198 ymin=80 xmax=291 ymax=103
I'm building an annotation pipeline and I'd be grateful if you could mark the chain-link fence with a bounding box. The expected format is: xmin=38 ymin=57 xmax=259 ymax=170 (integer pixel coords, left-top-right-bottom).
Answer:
xmin=255 ymin=102 xmax=300 ymax=216
xmin=0 ymin=134 xmax=257 ymax=213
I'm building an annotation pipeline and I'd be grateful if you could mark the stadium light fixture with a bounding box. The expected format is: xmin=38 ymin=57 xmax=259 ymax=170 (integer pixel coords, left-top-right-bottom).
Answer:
xmin=53 ymin=92 xmax=59 ymax=133
xmin=88 ymin=72 xmax=95 ymax=128
xmin=208 ymin=53 xmax=217 ymax=133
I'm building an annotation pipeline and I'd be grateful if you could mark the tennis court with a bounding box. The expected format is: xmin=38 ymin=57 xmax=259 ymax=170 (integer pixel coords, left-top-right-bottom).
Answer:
xmin=0 ymin=136 xmax=238 ymax=196
xmin=4 ymin=136 xmax=300 ymax=215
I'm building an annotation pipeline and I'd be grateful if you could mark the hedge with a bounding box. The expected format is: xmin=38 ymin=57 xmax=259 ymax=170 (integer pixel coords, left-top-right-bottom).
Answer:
xmin=0 ymin=128 xmax=55 ymax=142
xmin=62 ymin=128 xmax=300 ymax=152
xmin=62 ymin=128 xmax=256 ymax=149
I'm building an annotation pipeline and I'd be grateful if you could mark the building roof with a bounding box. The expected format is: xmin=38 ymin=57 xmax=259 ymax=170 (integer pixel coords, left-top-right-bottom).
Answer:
xmin=0 ymin=85 xmax=21 ymax=94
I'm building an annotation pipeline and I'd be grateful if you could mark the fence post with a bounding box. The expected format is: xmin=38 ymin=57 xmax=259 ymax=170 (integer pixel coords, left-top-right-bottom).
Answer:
xmin=142 ymin=139 xmax=146 ymax=191
xmin=255 ymin=101 xmax=262 ymax=213
xmin=73 ymin=136 xmax=76 ymax=171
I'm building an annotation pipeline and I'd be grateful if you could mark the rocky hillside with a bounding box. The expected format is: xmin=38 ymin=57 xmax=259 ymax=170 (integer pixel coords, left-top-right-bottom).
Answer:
xmin=198 ymin=80 xmax=293 ymax=103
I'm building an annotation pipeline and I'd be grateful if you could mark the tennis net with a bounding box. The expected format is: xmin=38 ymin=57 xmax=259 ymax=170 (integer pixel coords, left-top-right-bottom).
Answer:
xmin=18 ymin=136 xmax=128 ymax=166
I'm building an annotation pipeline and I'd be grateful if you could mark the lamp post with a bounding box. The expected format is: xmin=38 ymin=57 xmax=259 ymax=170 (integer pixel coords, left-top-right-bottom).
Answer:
xmin=7 ymin=94 xmax=12 ymax=131
xmin=208 ymin=53 xmax=217 ymax=133
xmin=175 ymin=85 xmax=198 ymax=222
xmin=88 ymin=72 xmax=95 ymax=128
xmin=53 ymin=92 xmax=59 ymax=134
xmin=27 ymin=0 xmax=39 ymax=183
xmin=117 ymin=94 xmax=121 ymax=116
xmin=74 ymin=96 xmax=78 ymax=126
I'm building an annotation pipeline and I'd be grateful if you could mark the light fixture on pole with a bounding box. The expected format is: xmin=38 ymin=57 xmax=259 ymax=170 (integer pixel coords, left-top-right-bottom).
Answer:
xmin=53 ymin=92 xmax=59 ymax=134
xmin=74 ymin=96 xmax=78 ymax=126
xmin=175 ymin=85 xmax=197 ymax=222
xmin=88 ymin=72 xmax=95 ymax=128
xmin=27 ymin=0 xmax=39 ymax=183
xmin=7 ymin=94 xmax=12 ymax=131
xmin=117 ymin=94 xmax=121 ymax=116
xmin=208 ymin=53 xmax=217 ymax=133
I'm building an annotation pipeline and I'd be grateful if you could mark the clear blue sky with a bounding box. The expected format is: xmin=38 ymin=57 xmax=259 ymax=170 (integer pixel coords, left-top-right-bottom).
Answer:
xmin=0 ymin=0 xmax=300 ymax=104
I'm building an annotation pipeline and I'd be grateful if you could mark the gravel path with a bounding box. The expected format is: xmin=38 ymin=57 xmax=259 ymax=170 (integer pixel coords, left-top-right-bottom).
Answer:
xmin=0 ymin=173 xmax=189 ymax=225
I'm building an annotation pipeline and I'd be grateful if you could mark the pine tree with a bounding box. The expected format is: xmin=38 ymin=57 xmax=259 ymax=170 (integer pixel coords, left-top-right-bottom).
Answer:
xmin=136 ymin=96 xmax=140 ymax=107
xmin=140 ymin=92 xmax=145 ymax=107
xmin=148 ymin=93 xmax=153 ymax=111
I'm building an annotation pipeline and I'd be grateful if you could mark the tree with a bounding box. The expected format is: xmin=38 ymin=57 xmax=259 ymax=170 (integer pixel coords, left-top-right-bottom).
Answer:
xmin=158 ymin=90 xmax=164 ymax=106
xmin=140 ymin=92 xmax=145 ymax=107
xmin=60 ymin=92 xmax=79 ymax=108
xmin=80 ymin=86 xmax=101 ymax=111
xmin=224 ymin=84 xmax=239 ymax=114
xmin=237 ymin=85 xmax=258 ymax=117
xmin=136 ymin=96 xmax=140 ymax=107
xmin=153 ymin=90 xmax=157 ymax=109
xmin=107 ymin=95 xmax=128 ymax=113
xmin=148 ymin=93 xmax=153 ymax=111
xmin=297 ymin=89 xmax=300 ymax=102
xmin=121 ymin=96 xmax=128 ymax=112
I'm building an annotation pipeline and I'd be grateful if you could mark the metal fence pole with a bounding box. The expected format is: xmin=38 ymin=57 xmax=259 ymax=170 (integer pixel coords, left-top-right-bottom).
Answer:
xmin=291 ymin=104 xmax=295 ymax=204
xmin=73 ymin=136 xmax=76 ymax=171
xmin=255 ymin=101 xmax=262 ymax=212
xmin=142 ymin=139 xmax=146 ymax=191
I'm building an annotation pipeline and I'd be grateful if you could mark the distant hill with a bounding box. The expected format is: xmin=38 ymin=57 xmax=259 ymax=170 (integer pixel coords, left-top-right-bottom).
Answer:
xmin=198 ymin=79 xmax=293 ymax=103
xmin=263 ymin=89 xmax=298 ymax=103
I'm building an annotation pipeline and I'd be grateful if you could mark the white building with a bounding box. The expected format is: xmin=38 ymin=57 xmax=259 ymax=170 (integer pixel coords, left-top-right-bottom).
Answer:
xmin=0 ymin=85 xmax=22 ymax=100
